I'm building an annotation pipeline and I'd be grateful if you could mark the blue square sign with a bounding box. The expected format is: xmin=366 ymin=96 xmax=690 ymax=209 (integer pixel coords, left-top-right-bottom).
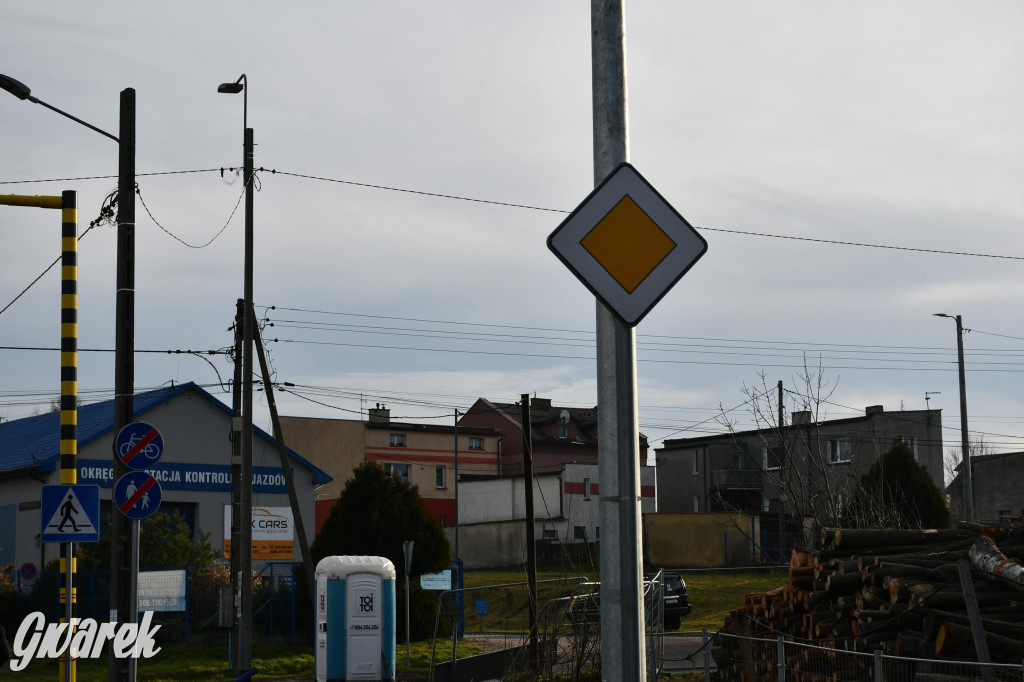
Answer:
xmin=41 ymin=484 xmax=100 ymax=542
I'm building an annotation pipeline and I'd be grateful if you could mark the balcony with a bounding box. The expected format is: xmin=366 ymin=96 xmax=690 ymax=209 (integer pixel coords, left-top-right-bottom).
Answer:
xmin=711 ymin=469 xmax=762 ymax=491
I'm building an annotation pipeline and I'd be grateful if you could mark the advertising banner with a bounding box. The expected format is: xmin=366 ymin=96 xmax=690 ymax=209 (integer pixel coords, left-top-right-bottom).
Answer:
xmin=223 ymin=505 xmax=295 ymax=560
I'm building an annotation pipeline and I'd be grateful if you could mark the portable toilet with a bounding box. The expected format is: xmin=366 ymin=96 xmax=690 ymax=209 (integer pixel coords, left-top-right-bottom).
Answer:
xmin=315 ymin=555 xmax=397 ymax=681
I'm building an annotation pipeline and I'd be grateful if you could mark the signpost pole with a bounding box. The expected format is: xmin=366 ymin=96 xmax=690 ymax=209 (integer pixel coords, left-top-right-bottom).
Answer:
xmin=403 ymin=540 xmax=414 ymax=670
xmin=592 ymin=2 xmax=646 ymax=680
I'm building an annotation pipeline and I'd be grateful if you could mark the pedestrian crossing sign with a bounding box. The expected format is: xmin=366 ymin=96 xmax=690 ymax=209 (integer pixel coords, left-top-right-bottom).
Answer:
xmin=41 ymin=484 xmax=100 ymax=542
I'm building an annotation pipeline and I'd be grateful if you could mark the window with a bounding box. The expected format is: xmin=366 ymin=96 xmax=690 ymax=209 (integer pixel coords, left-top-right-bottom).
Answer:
xmin=435 ymin=465 xmax=446 ymax=489
xmin=900 ymin=436 xmax=918 ymax=461
xmin=384 ymin=463 xmax=409 ymax=483
xmin=693 ymin=495 xmax=700 ymax=513
xmin=574 ymin=525 xmax=587 ymax=540
xmin=762 ymin=497 xmax=771 ymax=513
xmin=543 ymin=528 xmax=558 ymax=539
xmin=468 ymin=436 xmax=484 ymax=451
xmin=732 ymin=451 xmax=744 ymax=470
xmin=827 ymin=439 xmax=853 ymax=464
xmin=558 ymin=425 xmax=568 ymax=440
xmin=691 ymin=450 xmax=699 ymax=475
xmin=762 ymin=446 xmax=784 ymax=471
xmin=583 ymin=477 xmax=592 ymax=500
xmin=389 ymin=433 xmax=406 ymax=447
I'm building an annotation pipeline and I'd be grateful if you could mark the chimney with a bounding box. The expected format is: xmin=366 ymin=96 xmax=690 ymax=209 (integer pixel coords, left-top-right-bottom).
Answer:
xmin=865 ymin=405 xmax=884 ymax=416
xmin=368 ymin=403 xmax=390 ymax=424
xmin=791 ymin=410 xmax=811 ymax=425
xmin=531 ymin=397 xmax=552 ymax=410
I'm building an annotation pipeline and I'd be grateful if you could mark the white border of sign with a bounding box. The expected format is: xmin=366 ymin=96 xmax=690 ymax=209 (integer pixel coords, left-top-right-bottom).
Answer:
xmin=547 ymin=162 xmax=708 ymax=326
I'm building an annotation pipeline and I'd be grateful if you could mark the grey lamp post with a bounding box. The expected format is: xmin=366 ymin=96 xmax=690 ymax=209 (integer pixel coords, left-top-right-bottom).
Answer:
xmin=0 ymin=72 xmax=138 ymax=682
xmin=933 ymin=313 xmax=974 ymax=522
xmin=218 ymin=73 xmax=254 ymax=676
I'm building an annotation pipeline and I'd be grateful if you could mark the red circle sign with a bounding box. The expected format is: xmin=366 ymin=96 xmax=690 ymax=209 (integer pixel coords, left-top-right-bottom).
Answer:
xmin=19 ymin=562 xmax=37 ymax=581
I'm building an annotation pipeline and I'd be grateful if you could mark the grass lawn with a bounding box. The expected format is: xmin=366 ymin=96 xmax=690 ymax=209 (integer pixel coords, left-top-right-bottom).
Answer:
xmin=461 ymin=565 xmax=788 ymax=634
xmin=676 ymin=569 xmax=787 ymax=632
xmin=7 ymin=634 xmax=484 ymax=681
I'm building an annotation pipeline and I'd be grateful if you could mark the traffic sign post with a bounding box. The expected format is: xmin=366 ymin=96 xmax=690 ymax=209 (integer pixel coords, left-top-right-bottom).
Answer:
xmin=114 ymin=471 xmax=162 ymax=520
xmin=41 ymin=484 xmax=100 ymax=543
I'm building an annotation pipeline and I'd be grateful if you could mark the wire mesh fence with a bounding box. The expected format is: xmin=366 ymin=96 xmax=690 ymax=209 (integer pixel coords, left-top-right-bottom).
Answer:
xmin=0 ymin=562 xmax=313 ymax=645
xmin=661 ymin=630 xmax=1024 ymax=682
xmin=430 ymin=570 xmax=673 ymax=681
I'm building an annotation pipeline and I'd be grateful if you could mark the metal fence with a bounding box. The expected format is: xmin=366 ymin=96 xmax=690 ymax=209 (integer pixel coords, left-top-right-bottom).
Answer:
xmin=429 ymin=570 xmax=673 ymax=681
xmin=657 ymin=630 xmax=1024 ymax=682
xmin=0 ymin=562 xmax=313 ymax=644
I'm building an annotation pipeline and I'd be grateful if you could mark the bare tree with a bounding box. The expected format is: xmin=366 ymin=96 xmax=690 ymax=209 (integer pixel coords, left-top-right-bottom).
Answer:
xmin=713 ymin=362 xmax=882 ymax=547
xmin=943 ymin=436 xmax=991 ymax=522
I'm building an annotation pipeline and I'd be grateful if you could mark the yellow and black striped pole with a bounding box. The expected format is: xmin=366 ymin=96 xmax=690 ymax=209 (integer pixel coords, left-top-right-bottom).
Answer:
xmin=0 ymin=190 xmax=78 ymax=681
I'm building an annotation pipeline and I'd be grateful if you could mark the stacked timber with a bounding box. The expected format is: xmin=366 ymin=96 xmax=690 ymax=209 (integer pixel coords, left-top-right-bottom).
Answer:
xmin=711 ymin=523 xmax=1024 ymax=681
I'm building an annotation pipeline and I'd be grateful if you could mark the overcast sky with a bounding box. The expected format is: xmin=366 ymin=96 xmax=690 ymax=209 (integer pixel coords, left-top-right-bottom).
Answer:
xmin=3 ymin=2 xmax=1024 ymax=465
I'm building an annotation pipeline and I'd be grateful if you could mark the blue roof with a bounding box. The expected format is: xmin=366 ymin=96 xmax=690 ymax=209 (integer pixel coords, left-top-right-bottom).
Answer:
xmin=0 ymin=382 xmax=331 ymax=484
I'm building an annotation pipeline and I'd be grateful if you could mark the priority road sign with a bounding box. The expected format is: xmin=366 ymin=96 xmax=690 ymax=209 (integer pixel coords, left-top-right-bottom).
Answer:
xmin=114 ymin=421 xmax=164 ymax=470
xmin=547 ymin=163 xmax=708 ymax=326
xmin=41 ymin=484 xmax=100 ymax=542
xmin=114 ymin=471 xmax=162 ymax=520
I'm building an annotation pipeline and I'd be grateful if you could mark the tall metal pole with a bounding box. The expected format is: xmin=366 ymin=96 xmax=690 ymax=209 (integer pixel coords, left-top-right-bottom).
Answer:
xmin=592 ymin=1 xmax=646 ymax=679
xmin=453 ymin=409 xmax=459 ymax=563
xmin=230 ymin=299 xmax=243 ymax=673
xmin=954 ymin=315 xmax=975 ymax=523
xmin=0 ymin=191 xmax=78 ymax=681
xmin=239 ymin=125 xmax=255 ymax=673
xmin=110 ymin=87 xmax=137 ymax=682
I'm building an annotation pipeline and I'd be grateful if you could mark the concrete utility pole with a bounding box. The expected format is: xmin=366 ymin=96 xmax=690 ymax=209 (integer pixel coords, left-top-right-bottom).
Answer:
xmin=111 ymin=87 xmax=138 ymax=682
xmin=219 ymin=73 xmax=254 ymax=675
xmin=934 ymin=313 xmax=974 ymax=523
xmin=592 ymin=2 xmax=647 ymax=680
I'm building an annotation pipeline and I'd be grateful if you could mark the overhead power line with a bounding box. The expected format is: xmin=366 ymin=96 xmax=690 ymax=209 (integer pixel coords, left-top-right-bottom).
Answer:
xmin=4 ymin=167 xmax=1022 ymax=260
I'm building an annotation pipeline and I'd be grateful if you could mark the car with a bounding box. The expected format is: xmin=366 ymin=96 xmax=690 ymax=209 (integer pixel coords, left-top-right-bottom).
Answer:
xmin=660 ymin=570 xmax=692 ymax=630
xmin=564 ymin=571 xmax=691 ymax=632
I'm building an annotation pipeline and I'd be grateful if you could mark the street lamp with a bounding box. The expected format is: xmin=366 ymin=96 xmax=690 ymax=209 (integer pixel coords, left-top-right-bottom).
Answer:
xmin=0 ymin=72 xmax=137 ymax=682
xmin=933 ymin=313 xmax=974 ymax=522
xmin=218 ymin=73 xmax=254 ymax=677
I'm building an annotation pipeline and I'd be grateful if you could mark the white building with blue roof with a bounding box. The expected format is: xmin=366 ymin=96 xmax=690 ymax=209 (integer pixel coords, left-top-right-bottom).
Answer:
xmin=0 ymin=381 xmax=330 ymax=574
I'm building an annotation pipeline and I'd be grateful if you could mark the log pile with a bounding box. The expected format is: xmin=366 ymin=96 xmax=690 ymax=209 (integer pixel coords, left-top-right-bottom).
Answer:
xmin=711 ymin=523 xmax=1024 ymax=681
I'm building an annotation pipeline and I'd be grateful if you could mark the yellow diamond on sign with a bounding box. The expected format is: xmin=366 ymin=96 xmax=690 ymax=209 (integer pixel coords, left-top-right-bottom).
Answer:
xmin=580 ymin=196 xmax=677 ymax=294
xmin=547 ymin=163 xmax=707 ymax=327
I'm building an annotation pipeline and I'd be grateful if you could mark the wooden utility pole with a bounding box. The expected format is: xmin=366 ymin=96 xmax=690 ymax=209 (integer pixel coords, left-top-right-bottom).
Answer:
xmin=520 ymin=395 xmax=539 ymax=666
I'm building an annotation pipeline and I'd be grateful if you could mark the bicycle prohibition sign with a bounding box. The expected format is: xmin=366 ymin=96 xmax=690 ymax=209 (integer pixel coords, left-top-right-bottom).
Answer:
xmin=113 ymin=421 xmax=164 ymax=469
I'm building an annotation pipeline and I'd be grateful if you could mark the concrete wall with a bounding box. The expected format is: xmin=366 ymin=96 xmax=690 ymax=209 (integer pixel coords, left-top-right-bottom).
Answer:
xmin=445 ymin=520 xmax=527 ymax=569
xmin=459 ymin=475 xmax=562 ymax=525
xmin=949 ymin=452 xmax=1024 ymax=524
xmin=644 ymin=512 xmax=759 ymax=568
xmin=279 ymin=416 xmax=364 ymax=500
